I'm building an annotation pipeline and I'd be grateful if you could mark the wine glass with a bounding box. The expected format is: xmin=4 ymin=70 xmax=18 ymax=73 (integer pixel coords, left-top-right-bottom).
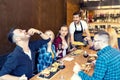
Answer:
xmin=58 ymin=60 xmax=65 ymax=69
xmin=58 ymin=43 xmax=62 ymax=50
xmin=83 ymin=51 xmax=89 ymax=58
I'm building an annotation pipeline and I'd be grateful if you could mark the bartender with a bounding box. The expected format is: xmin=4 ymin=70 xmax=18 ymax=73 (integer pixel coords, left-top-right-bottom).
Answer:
xmin=69 ymin=11 xmax=91 ymax=45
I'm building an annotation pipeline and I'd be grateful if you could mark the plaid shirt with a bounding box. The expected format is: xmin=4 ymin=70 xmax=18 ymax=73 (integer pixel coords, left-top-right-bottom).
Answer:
xmin=37 ymin=44 xmax=56 ymax=72
xmin=79 ymin=46 xmax=120 ymax=80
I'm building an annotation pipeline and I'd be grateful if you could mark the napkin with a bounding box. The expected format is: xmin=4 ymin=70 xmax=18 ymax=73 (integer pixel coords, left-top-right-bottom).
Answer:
xmin=63 ymin=57 xmax=74 ymax=61
xmin=71 ymin=73 xmax=82 ymax=80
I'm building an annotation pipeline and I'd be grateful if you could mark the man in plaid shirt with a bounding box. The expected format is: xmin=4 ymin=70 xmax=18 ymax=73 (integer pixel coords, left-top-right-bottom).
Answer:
xmin=73 ymin=30 xmax=120 ymax=80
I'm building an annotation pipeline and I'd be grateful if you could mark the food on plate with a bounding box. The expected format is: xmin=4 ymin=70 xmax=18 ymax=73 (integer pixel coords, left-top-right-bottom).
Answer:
xmin=41 ymin=69 xmax=50 ymax=77
xmin=52 ymin=62 xmax=59 ymax=67
xmin=72 ymin=41 xmax=84 ymax=45
xmin=84 ymin=64 xmax=91 ymax=72
xmin=81 ymin=64 xmax=86 ymax=70
xmin=89 ymin=56 xmax=96 ymax=61
xmin=50 ymin=67 xmax=58 ymax=72
xmin=73 ymin=50 xmax=83 ymax=54
xmin=50 ymin=62 xmax=60 ymax=72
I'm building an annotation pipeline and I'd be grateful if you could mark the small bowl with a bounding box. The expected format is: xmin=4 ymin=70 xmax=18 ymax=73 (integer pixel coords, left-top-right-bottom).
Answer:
xmin=58 ymin=65 xmax=65 ymax=69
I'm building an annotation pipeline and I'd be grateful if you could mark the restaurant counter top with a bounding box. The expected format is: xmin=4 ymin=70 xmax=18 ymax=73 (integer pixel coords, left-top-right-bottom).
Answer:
xmin=30 ymin=46 xmax=96 ymax=80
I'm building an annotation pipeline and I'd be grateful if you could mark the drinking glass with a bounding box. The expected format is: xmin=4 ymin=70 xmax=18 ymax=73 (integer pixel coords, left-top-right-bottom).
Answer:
xmin=83 ymin=51 xmax=89 ymax=58
xmin=59 ymin=75 xmax=65 ymax=80
xmin=58 ymin=43 xmax=62 ymax=50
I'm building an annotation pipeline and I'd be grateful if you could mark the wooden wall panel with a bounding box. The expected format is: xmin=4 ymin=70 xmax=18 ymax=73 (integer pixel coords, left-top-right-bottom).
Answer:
xmin=0 ymin=0 xmax=38 ymax=54
xmin=67 ymin=0 xmax=80 ymax=25
xmin=0 ymin=0 xmax=66 ymax=54
xmin=38 ymin=0 xmax=66 ymax=35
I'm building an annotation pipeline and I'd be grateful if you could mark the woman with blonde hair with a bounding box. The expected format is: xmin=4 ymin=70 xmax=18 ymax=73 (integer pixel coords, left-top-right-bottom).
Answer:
xmin=106 ymin=25 xmax=119 ymax=49
xmin=37 ymin=30 xmax=56 ymax=72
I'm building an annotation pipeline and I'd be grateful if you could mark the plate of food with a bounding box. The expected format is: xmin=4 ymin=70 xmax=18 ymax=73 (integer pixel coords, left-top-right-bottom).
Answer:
xmin=40 ymin=68 xmax=50 ymax=77
xmin=72 ymin=41 xmax=85 ymax=46
xmin=74 ymin=50 xmax=84 ymax=54
xmin=87 ymin=55 xmax=97 ymax=63
xmin=39 ymin=62 xmax=60 ymax=79
xmin=50 ymin=66 xmax=58 ymax=72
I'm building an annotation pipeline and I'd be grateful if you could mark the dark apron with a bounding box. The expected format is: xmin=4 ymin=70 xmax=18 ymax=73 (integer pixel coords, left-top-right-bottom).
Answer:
xmin=74 ymin=21 xmax=83 ymax=42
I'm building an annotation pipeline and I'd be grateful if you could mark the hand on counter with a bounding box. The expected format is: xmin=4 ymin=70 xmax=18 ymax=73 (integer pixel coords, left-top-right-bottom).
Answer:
xmin=84 ymin=36 xmax=91 ymax=41
xmin=19 ymin=74 xmax=27 ymax=80
xmin=84 ymin=37 xmax=93 ymax=47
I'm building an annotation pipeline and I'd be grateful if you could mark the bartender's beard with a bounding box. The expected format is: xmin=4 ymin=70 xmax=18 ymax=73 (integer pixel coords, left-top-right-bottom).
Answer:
xmin=74 ymin=20 xmax=80 ymax=24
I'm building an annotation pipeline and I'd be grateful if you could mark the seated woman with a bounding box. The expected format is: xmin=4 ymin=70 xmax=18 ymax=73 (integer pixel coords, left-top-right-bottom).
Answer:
xmin=54 ymin=25 xmax=69 ymax=59
xmin=105 ymin=25 xmax=119 ymax=49
xmin=37 ymin=30 xmax=56 ymax=72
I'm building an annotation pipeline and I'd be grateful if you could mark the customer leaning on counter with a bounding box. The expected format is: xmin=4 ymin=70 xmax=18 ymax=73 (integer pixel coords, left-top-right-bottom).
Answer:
xmin=73 ymin=30 xmax=120 ymax=80
xmin=0 ymin=27 xmax=50 ymax=80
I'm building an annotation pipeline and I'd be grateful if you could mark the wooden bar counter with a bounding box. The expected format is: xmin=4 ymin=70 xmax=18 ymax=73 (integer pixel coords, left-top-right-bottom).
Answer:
xmin=30 ymin=47 xmax=96 ymax=80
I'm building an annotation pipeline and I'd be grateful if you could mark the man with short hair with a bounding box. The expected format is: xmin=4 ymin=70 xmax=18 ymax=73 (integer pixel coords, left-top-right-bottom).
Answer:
xmin=73 ymin=30 xmax=120 ymax=80
xmin=69 ymin=11 xmax=91 ymax=44
xmin=0 ymin=28 xmax=50 ymax=80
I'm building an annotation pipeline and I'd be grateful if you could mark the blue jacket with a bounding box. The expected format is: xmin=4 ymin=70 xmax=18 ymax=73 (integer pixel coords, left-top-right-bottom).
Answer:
xmin=37 ymin=44 xmax=56 ymax=72
xmin=0 ymin=39 xmax=50 ymax=79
